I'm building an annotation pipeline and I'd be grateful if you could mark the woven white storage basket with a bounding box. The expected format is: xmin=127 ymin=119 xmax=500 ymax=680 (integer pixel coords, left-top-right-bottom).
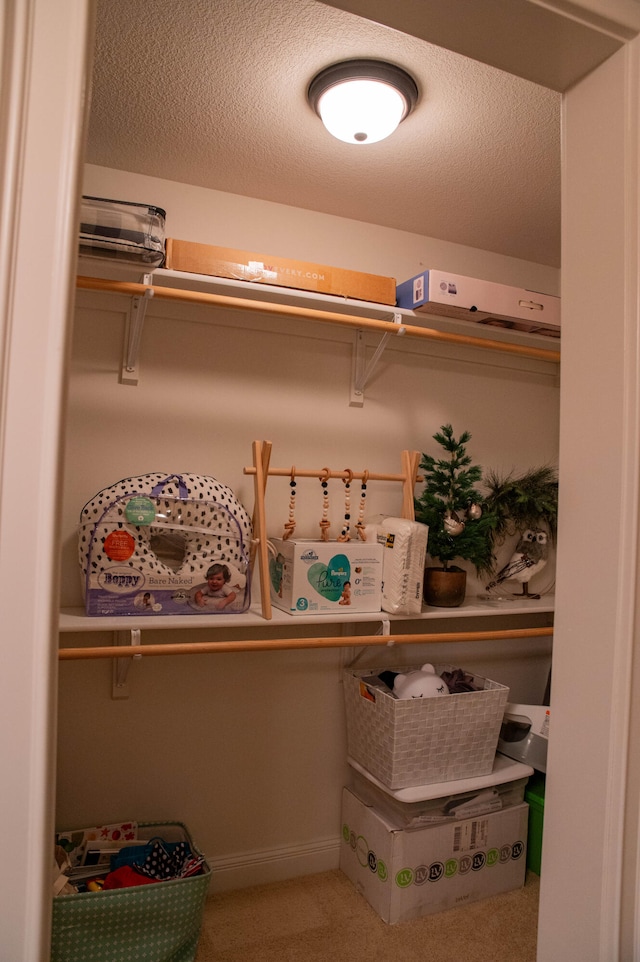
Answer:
xmin=343 ymin=664 xmax=509 ymax=789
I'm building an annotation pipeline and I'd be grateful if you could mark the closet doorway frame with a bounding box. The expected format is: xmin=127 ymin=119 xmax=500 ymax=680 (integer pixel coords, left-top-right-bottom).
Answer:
xmin=2 ymin=2 xmax=640 ymax=959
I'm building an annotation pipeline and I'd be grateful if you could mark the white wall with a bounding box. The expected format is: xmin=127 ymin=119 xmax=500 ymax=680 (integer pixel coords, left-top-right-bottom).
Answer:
xmin=83 ymin=164 xmax=560 ymax=294
xmin=56 ymin=166 xmax=558 ymax=889
xmin=538 ymin=40 xmax=640 ymax=962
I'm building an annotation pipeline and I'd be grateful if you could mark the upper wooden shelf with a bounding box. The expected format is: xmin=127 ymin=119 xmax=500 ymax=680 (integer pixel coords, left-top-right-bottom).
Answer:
xmin=75 ymin=264 xmax=561 ymax=381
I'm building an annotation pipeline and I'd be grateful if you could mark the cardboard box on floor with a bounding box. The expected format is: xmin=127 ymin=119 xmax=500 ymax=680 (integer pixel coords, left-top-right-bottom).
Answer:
xmin=165 ymin=238 xmax=397 ymax=305
xmin=340 ymin=787 xmax=528 ymax=924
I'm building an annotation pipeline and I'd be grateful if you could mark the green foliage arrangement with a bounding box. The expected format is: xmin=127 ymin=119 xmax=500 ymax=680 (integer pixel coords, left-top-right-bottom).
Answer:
xmin=483 ymin=465 xmax=559 ymax=546
xmin=414 ymin=424 xmax=498 ymax=574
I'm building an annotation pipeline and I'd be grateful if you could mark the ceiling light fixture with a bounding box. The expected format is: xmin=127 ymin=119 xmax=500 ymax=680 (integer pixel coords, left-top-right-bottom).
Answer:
xmin=308 ymin=59 xmax=418 ymax=146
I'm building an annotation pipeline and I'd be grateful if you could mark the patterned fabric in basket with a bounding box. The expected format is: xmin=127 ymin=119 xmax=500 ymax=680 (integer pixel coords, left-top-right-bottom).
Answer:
xmin=51 ymin=822 xmax=210 ymax=962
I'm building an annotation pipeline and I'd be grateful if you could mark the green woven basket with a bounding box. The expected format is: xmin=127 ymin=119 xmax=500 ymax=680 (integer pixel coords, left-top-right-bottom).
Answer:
xmin=51 ymin=822 xmax=210 ymax=962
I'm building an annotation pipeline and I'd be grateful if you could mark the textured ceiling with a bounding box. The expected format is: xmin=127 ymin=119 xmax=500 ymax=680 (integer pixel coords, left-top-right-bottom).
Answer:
xmin=86 ymin=0 xmax=562 ymax=267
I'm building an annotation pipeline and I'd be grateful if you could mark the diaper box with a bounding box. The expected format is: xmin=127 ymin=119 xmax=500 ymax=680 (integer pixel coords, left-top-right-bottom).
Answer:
xmin=377 ymin=517 xmax=428 ymax=616
xmin=396 ymin=270 xmax=560 ymax=334
xmin=165 ymin=238 xmax=396 ymax=305
xmin=268 ymin=538 xmax=383 ymax=615
xmin=340 ymin=787 xmax=528 ymax=924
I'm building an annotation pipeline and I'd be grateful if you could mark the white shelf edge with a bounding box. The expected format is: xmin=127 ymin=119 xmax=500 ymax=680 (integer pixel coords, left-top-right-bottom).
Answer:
xmin=76 ymin=264 xmax=561 ymax=360
xmin=59 ymin=595 xmax=554 ymax=634
xmin=152 ymin=268 xmax=561 ymax=357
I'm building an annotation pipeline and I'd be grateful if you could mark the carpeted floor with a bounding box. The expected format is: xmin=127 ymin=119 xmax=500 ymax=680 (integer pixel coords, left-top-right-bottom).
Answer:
xmin=196 ymin=868 xmax=539 ymax=962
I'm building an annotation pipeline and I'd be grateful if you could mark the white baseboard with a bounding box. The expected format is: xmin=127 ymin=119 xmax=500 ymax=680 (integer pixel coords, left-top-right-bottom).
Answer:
xmin=205 ymin=835 xmax=342 ymax=893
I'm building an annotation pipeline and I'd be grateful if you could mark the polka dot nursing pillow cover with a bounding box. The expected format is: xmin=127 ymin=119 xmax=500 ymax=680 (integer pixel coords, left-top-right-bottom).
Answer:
xmin=78 ymin=473 xmax=253 ymax=616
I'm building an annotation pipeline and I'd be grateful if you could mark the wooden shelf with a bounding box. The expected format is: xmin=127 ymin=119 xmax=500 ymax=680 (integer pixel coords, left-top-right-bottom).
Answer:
xmin=75 ymin=267 xmax=560 ymax=394
xmin=59 ymin=595 xmax=554 ymax=634
xmin=67 ymin=264 xmax=557 ymax=664
xmin=77 ymin=259 xmax=561 ymax=355
xmin=58 ymin=598 xmax=553 ymax=667
xmin=152 ymin=268 xmax=560 ymax=357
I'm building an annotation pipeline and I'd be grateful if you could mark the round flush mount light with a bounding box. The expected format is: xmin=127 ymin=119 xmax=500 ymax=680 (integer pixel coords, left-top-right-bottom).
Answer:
xmin=308 ymin=59 xmax=418 ymax=145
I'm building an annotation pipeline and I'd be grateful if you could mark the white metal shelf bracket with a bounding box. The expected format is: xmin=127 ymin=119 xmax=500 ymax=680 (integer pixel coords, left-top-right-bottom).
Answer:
xmin=350 ymin=314 xmax=406 ymax=407
xmin=112 ymin=628 xmax=142 ymax=699
xmin=347 ymin=617 xmax=394 ymax=668
xmin=120 ymin=274 xmax=153 ymax=385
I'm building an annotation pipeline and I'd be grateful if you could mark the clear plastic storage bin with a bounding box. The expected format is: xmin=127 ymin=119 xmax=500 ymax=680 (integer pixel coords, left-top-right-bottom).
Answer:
xmin=348 ymin=752 xmax=532 ymax=828
xmin=79 ymin=195 xmax=166 ymax=267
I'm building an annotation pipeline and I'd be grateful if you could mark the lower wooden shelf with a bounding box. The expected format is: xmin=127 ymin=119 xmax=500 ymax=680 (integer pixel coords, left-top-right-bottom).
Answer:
xmin=58 ymin=595 xmax=554 ymax=659
xmin=60 ymin=594 xmax=553 ymax=633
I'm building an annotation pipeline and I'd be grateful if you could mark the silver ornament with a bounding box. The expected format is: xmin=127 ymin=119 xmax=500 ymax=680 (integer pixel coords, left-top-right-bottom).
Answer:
xmin=444 ymin=511 xmax=466 ymax=536
xmin=467 ymin=503 xmax=482 ymax=520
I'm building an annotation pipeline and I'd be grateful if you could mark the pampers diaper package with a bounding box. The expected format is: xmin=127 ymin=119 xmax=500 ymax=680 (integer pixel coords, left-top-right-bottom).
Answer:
xmin=268 ymin=538 xmax=383 ymax=615
xmin=377 ymin=517 xmax=429 ymax=616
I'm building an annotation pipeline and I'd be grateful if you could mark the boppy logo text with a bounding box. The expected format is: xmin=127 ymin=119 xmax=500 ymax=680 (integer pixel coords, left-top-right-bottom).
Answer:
xmin=101 ymin=572 xmax=143 ymax=589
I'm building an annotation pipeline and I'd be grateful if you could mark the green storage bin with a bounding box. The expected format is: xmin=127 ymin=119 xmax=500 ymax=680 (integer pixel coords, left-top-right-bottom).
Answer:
xmin=525 ymin=773 xmax=546 ymax=875
xmin=51 ymin=821 xmax=210 ymax=962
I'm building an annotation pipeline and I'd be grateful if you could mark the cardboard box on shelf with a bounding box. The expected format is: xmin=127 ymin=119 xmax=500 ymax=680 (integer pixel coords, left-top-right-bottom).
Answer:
xmin=340 ymin=786 xmax=528 ymax=924
xmin=165 ymin=238 xmax=397 ymax=305
xmin=396 ymin=269 xmax=560 ymax=335
xmin=269 ymin=538 xmax=383 ymax=615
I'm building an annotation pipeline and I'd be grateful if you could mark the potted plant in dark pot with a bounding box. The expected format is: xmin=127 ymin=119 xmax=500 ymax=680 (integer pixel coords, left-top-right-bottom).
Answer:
xmin=414 ymin=425 xmax=497 ymax=607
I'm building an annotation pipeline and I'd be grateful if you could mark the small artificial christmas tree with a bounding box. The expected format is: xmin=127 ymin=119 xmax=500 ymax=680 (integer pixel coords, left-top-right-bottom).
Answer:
xmin=414 ymin=424 xmax=497 ymax=575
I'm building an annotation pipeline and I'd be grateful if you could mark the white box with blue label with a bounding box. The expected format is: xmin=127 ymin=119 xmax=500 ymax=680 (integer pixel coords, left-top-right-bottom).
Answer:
xmin=396 ymin=270 xmax=560 ymax=334
xmin=268 ymin=538 xmax=383 ymax=615
xmin=340 ymin=786 xmax=528 ymax=924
